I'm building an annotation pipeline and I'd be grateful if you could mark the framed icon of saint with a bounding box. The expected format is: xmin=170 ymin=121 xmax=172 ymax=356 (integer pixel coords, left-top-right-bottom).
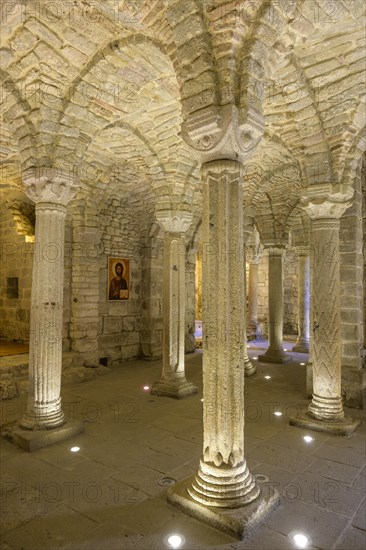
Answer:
xmin=108 ymin=258 xmax=130 ymax=301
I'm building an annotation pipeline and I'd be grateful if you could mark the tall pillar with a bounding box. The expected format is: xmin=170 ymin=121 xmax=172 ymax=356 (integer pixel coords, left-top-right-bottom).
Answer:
xmin=151 ymin=211 xmax=198 ymax=398
xmin=188 ymin=160 xmax=259 ymax=506
xmin=292 ymin=248 xmax=310 ymax=353
xmin=243 ymin=238 xmax=255 ymax=377
xmin=258 ymin=246 xmax=291 ymax=364
xmin=290 ymin=188 xmax=360 ymax=435
xmin=8 ymin=170 xmax=84 ymax=451
xmin=20 ymin=203 xmax=67 ymax=429
xmin=247 ymin=260 xmax=259 ymax=335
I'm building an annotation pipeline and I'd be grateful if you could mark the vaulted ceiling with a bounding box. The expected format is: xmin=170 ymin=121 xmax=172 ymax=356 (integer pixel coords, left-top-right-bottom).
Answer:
xmin=1 ymin=0 xmax=365 ymax=242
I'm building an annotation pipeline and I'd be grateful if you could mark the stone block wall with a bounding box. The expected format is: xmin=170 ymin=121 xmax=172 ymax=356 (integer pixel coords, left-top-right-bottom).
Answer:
xmin=0 ymin=204 xmax=32 ymax=342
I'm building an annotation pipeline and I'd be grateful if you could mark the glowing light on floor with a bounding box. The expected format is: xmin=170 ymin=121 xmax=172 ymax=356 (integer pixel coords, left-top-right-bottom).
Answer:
xmin=303 ymin=435 xmax=313 ymax=443
xmin=274 ymin=411 xmax=282 ymax=416
xmin=143 ymin=385 xmax=150 ymax=391
xmin=166 ymin=534 xmax=184 ymax=548
xmin=300 ymin=362 xmax=306 ymax=366
xmin=264 ymin=375 xmax=271 ymax=380
xmin=201 ymin=398 xmax=204 ymax=402
xmin=253 ymin=356 xmax=258 ymax=360
xmin=284 ymin=348 xmax=288 ymax=351
xmin=70 ymin=446 xmax=80 ymax=453
xmin=292 ymin=532 xmax=310 ymax=548
xmin=247 ymin=345 xmax=251 ymax=348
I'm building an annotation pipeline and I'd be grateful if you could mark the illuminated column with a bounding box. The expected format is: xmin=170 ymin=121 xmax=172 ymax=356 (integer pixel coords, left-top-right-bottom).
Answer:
xmin=18 ymin=169 xmax=79 ymax=435
xmin=258 ymin=246 xmax=291 ymax=364
xmin=151 ymin=211 xmax=198 ymax=398
xmin=247 ymin=260 xmax=259 ymax=335
xmin=188 ymin=160 xmax=259 ymax=507
xmin=290 ymin=187 xmax=360 ymax=434
xmin=292 ymin=248 xmax=310 ymax=353
xmin=243 ymin=232 xmax=255 ymax=376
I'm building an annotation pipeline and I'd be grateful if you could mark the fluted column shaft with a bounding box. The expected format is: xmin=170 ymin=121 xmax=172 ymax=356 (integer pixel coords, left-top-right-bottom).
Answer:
xmin=259 ymin=247 xmax=290 ymax=363
xmin=293 ymin=251 xmax=310 ymax=353
xmin=21 ymin=203 xmax=67 ymax=429
xmin=151 ymin=211 xmax=197 ymax=398
xmin=308 ymin=218 xmax=344 ymax=420
xmin=189 ymin=159 xmax=259 ymax=508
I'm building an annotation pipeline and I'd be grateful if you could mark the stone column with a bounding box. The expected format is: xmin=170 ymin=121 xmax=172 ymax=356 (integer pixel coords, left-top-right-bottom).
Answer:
xmin=258 ymin=246 xmax=291 ymax=364
xmin=151 ymin=211 xmax=198 ymax=398
xmin=243 ymin=236 xmax=255 ymax=377
xmin=20 ymin=203 xmax=67 ymax=429
xmin=188 ymin=160 xmax=259 ymax=507
xmin=292 ymin=248 xmax=310 ymax=353
xmin=290 ymin=188 xmax=360 ymax=435
xmin=8 ymin=169 xmax=84 ymax=451
xmin=247 ymin=260 xmax=259 ymax=335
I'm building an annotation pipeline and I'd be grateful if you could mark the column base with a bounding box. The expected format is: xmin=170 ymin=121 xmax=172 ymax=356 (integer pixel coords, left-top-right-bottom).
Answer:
xmin=244 ymin=357 xmax=256 ymax=377
xmin=292 ymin=343 xmax=309 ymax=354
xmin=151 ymin=379 xmax=198 ymax=399
xmin=289 ymin=412 xmax=360 ymax=436
xmin=258 ymin=350 xmax=291 ymax=364
xmin=167 ymin=476 xmax=280 ymax=540
xmin=7 ymin=420 xmax=84 ymax=452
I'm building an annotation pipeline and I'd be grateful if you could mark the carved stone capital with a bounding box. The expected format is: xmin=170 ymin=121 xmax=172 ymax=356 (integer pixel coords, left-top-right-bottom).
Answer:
xmin=155 ymin=210 xmax=193 ymax=234
xmin=22 ymin=167 xmax=79 ymax=205
xmin=182 ymin=105 xmax=264 ymax=163
xmin=301 ymin=183 xmax=353 ymax=219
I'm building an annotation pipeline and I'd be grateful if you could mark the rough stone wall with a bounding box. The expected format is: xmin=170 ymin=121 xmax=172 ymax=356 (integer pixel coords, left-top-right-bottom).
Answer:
xmin=340 ymin=166 xmax=364 ymax=370
xmin=141 ymin=231 xmax=163 ymax=360
xmin=0 ymin=203 xmax=72 ymax=346
xmin=99 ymin=197 xmax=143 ymax=365
xmin=0 ymin=204 xmax=32 ymax=342
xmin=362 ymin=156 xmax=366 ymax=355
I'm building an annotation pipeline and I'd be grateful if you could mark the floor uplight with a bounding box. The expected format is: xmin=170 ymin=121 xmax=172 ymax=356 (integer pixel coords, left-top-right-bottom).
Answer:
xmin=303 ymin=435 xmax=313 ymax=443
xmin=264 ymin=375 xmax=271 ymax=380
xmin=300 ymin=362 xmax=306 ymax=366
xmin=143 ymin=385 xmax=150 ymax=391
xmin=253 ymin=356 xmax=258 ymax=360
xmin=290 ymin=532 xmax=311 ymax=548
xmin=274 ymin=411 xmax=282 ymax=417
xmin=201 ymin=398 xmax=204 ymax=402
xmin=70 ymin=446 xmax=80 ymax=453
xmin=166 ymin=534 xmax=185 ymax=549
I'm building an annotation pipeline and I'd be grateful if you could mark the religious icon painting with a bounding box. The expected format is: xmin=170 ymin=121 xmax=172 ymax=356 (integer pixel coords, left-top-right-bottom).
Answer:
xmin=108 ymin=258 xmax=130 ymax=301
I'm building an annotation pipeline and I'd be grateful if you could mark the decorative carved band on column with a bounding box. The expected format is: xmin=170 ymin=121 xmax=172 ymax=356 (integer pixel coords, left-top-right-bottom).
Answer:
xmin=188 ymin=159 xmax=259 ymax=507
xmin=21 ymin=202 xmax=67 ymax=430
xmin=309 ymin=217 xmax=344 ymax=420
xmin=290 ymin=186 xmax=360 ymax=435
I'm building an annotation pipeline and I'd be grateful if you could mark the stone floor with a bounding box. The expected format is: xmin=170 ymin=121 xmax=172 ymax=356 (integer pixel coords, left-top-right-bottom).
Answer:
xmin=0 ymin=341 xmax=365 ymax=550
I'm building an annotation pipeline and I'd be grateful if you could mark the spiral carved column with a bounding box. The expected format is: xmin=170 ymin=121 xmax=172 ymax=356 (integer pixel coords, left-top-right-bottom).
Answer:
xmin=290 ymin=189 xmax=360 ymax=435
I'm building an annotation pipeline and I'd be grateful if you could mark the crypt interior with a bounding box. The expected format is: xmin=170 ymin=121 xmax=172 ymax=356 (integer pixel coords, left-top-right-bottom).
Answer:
xmin=0 ymin=1 xmax=366 ymax=549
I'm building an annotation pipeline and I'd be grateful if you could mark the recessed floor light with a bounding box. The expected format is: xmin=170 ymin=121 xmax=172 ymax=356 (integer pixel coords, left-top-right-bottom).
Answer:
xmin=143 ymin=385 xmax=150 ymax=391
xmin=200 ymin=398 xmax=204 ymax=402
xmin=70 ymin=446 xmax=80 ymax=453
xmin=274 ymin=411 xmax=282 ymax=417
xmin=289 ymin=531 xmax=312 ymax=548
xmin=300 ymin=362 xmax=306 ymax=366
xmin=165 ymin=534 xmax=185 ymax=549
xmin=303 ymin=435 xmax=313 ymax=443
xmin=253 ymin=356 xmax=258 ymax=360
xmin=264 ymin=375 xmax=271 ymax=380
